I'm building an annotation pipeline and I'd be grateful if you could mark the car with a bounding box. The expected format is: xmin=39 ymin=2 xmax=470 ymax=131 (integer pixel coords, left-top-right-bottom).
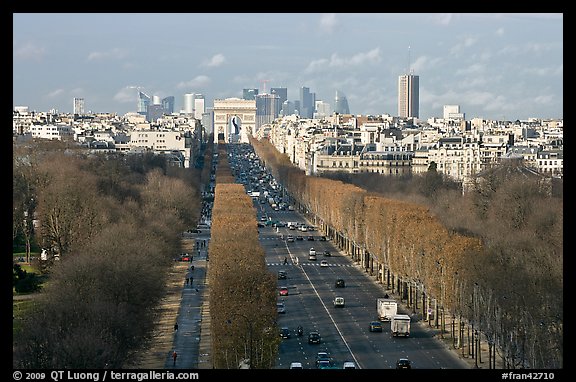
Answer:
xmin=342 ymin=361 xmax=357 ymax=369
xmin=279 ymin=287 xmax=289 ymax=296
xmin=315 ymin=351 xmax=331 ymax=367
xmin=308 ymin=331 xmax=321 ymax=344
xmin=334 ymin=297 xmax=345 ymax=307
xmin=369 ymin=321 xmax=383 ymax=332
xmin=289 ymin=362 xmax=303 ymax=369
xmin=178 ymin=253 xmax=191 ymax=262
xmin=280 ymin=327 xmax=291 ymax=339
xmin=307 ymin=235 xmax=314 ymax=241
xmin=286 ymin=235 xmax=295 ymax=242
xmin=320 ymin=260 xmax=329 ymax=267
xmin=396 ymin=358 xmax=412 ymax=369
xmin=277 ymin=302 xmax=286 ymax=314
xmin=277 ymin=270 xmax=287 ymax=280
xmin=317 ymin=360 xmax=333 ymax=369
xmin=335 ymin=279 xmax=346 ymax=288
xmin=296 ymin=236 xmax=304 ymax=241
xmin=323 ymin=250 xmax=331 ymax=256
xmin=319 ymin=236 xmax=327 ymax=241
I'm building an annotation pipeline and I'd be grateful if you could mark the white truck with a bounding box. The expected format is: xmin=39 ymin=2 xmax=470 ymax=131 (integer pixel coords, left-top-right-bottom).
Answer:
xmin=376 ymin=298 xmax=398 ymax=322
xmin=391 ymin=314 xmax=411 ymax=337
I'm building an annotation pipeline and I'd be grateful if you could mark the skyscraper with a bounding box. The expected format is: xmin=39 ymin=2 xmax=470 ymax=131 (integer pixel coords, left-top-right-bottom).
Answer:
xmin=333 ymin=90 xmax=350 ymax=115
xmin=255 ymin=93 xmax=280 ymax=131
xmin=162 ymin=96 xmax=175 ymax=115
xmin=243 ymin=88 xmax=259 ymax=100
xmin=300 ymin=86 xmax=315 ymax=119
xmin=193 ymin=94 xmax=205 ymax=120
xmin=183 ymin=93 xmax=195 ymax=114
xmin=398 ymin=74 xmax=419 ymax=118
xmin=270 ymin=87 xmax=287 ymax=117
xmin=73 ymin=97 xmax=85 ymax=115
xmin=138 ymin=91 xmax=151 ymax=115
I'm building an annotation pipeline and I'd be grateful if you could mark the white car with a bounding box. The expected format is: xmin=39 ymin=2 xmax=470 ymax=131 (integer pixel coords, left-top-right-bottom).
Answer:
xmin=290 ymin=362 xmax=303 ymax=369
xmin=320 ymin=260 xmax=328 ymax=267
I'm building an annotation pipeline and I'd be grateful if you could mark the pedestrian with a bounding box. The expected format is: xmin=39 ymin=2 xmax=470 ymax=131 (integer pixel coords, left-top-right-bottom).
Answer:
xmin=172 ymin=350 xmax=177 ymax=366
xmin=284 ymin=257 xmax=288 ymax=265
xmin=174 ymin=322 xmax=178 ymax=331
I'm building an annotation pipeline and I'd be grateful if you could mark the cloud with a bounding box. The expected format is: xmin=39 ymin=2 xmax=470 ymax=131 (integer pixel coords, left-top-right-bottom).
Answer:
xmin=47 ymin=89 xmax=65 ymax=98
xmin=304 ymin=48 xmax=382 ymax=73
xmin=433 ymin=13 xmax=455 ymax=25
xmin=521 ymin=64 xmax=563 ymax=77
xmin=455 ymin=63 xmax=485 ymax=76
xmin=13 ymin=41 xmax=46 ymax=61
xmin=202 ymin=53 xmax=226 ymax=68
xmin=319 ymin=13 xmax=339 ymax=33
xmin=87 ymin=48 xmax=128 ymax=61
xmin=450 ymin=36 xmax=478 ymax=55
xmin=176 ymin=75 xmax=211 ymax=89
xmin=114 ymin=87 xmax=138 ymax=104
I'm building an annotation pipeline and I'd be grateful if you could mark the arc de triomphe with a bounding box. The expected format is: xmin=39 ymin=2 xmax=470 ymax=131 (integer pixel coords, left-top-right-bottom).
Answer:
xmin=213 ymin=98 xmax=256 ymax=144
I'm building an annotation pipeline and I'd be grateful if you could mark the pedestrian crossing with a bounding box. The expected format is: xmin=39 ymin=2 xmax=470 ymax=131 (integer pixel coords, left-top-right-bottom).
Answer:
xmin=267 ymin=262 xmax=352 ymax=267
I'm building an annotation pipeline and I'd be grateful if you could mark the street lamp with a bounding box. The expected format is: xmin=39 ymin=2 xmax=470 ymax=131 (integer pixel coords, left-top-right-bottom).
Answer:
xmin=227 ymin=313 xmax=253 ymax=369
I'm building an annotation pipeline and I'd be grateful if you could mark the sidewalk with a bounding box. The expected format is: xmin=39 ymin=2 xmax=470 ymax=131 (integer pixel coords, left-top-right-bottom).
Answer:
xmin=126 ymin=235 xmax=212 ymax=369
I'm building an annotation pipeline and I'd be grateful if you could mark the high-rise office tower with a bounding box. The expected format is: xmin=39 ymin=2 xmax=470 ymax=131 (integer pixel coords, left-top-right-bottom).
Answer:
xmin=333 ymin=90 xmax=350 ymax=114
xmin=243 ymin=88 xmax=259 ymax=100
xmin=162 ymin=96 xmax=175 ymax=115
xmin=270 ymin=87 xmax=287 ymax=117
xmin=398 ymin=74 xmax=419 ymax=118
xmin=73 ymin=97 xmax=85 ymax=115
xmin=193 ymin=94 xmax=205 ymax=120
xmin=138 ymin=91 xmax=151 ymax=115
xmin=183 ymin=93 xmax=195 ymax=114
xmin=300 ymin=86 xmax=315 ymax=118
xmin=255 ymin=93 xmax=280 ymax=131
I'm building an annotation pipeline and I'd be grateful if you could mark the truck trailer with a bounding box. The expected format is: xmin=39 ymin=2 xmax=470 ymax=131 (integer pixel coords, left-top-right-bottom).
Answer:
xmin=377 ymin=298 xmax=398 ymax=321
xmin=391 ymin=314 xmax=411 ymax=337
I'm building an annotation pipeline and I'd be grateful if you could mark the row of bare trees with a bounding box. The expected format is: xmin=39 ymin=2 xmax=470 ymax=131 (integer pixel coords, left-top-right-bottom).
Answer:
xmin=208 ymin=143 xmax=280 ymax=369
xmin=13 ymin=140 xmax=206 ymax=368
xmin=250 ymin=137 xmax=562 ymax=369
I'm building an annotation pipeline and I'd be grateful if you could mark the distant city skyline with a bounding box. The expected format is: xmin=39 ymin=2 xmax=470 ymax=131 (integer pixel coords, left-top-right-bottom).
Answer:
xmin=13 ymin=13 xmax=563 ymax=120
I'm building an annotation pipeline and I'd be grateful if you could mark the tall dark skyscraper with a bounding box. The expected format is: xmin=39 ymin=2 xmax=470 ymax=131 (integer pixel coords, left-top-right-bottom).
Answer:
xmin=300 ymin=86 xmax=315 ymax=118
xmin=162 ymin=96 xmax=175 ymax=115
xmin=270 ymin=87 xmax=288 ymax=117
xmin=243 ymin=88 xmax=259 ymax=100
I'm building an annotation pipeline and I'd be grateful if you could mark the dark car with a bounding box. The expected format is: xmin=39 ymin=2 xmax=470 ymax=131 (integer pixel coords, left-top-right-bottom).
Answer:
xmin=369 ymin=321 xmax=383 ymax=332
xmin=324 ymin=250 xmax=331 ymax=256
xmin=277 ymin=270 xmax=287 ymax=280
xmin=335 ymin=279 xmax=345 ymax=288
xmin=277 ymin=302 xmax=286 ymax=314
xmin=280 ymin=327 xmax=291 ymax=339
xmin=396 ymin=358 xmax=412 ymax=369
xmin=308 ymin=331 xmax=321 ymax=344
xmin=315 ymin=351 xmax=331 ymax=367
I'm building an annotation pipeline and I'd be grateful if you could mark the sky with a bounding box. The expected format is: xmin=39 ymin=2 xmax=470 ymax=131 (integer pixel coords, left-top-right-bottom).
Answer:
xmin=13 ymin=13 xmax=563 ymax=121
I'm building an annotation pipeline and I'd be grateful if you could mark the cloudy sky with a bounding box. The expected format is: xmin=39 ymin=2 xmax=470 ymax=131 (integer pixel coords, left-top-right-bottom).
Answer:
xmin=13 ymin=13 xmax=563 ymax=120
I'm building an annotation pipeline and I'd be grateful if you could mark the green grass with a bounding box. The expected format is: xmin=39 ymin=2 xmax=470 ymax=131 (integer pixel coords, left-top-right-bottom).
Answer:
xmin=13 ymin=299 xmax=36 ymax=336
